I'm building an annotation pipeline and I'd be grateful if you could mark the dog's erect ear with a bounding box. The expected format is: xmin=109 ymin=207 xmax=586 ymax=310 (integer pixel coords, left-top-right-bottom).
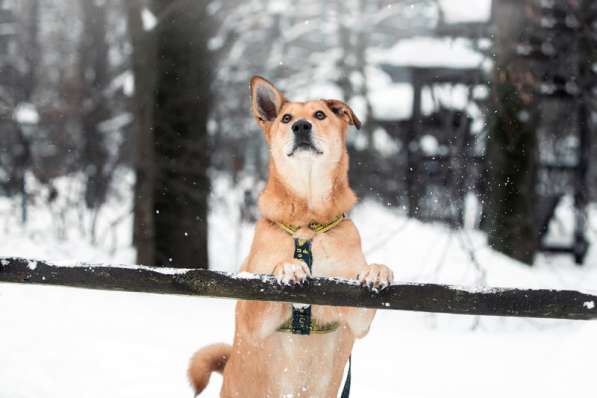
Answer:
xmin=324 ymin=99 xmax=362 ymax=130
xmin=250 ymin=76 xmax=285 ymax=125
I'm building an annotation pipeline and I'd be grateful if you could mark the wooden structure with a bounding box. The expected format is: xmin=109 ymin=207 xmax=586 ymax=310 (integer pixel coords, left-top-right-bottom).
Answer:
xmin=374 ymin=0 xmax=593 ymax=263
xmin=521 ymin=0 xmax=595 ymax=264
xmin=1 ymin=257 xmax=596 ymax=320
xmin=378 ymin=65 xmax=485 ymax=226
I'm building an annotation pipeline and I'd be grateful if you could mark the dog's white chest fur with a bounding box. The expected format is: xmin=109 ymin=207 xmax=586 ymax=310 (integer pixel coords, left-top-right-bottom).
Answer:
xmin=276 ymin=151 xmax=336 ymax=213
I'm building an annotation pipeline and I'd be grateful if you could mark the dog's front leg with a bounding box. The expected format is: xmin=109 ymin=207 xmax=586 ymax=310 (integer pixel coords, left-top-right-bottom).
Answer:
xmin=342 ymin=263 xmax=394 ymax=338
xmin=237 ymin=259 xmax=310 ymax=339
xmin=272 ymin=258 xmax=311 ymax=286
xmin=356 ymin=263 xmax=394 ymax=292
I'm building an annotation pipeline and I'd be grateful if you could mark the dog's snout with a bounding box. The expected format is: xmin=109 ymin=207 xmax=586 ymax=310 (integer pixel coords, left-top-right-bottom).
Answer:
xmin=292 ymin=119 xmax=312 ymax=135
xmin=288 ymin=118 xmax=321 ymax=155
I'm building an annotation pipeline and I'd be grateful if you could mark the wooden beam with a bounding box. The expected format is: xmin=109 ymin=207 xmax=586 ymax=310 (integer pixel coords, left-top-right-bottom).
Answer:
xmin=435 ymin=21 xmax=493 ymax=39
xmin=1 ymin=257 xmax=596 ymax=320
xmin=379 ymin=64 xmax=486 ymax=85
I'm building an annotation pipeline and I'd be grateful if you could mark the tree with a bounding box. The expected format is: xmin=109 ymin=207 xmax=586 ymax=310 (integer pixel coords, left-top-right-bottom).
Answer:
xmin=79 ymin=0 xmax=111 ymax=210
xmin=150 ymin=0 xmax=212 ymax=268
xmin=486 ymin=0 xmax=538 ymax=265
xmin=127 ymin=0 xmax=156 ymax=266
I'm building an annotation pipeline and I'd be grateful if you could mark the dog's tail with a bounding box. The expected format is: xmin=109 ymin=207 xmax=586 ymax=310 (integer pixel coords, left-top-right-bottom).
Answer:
xmin=188 ymin=343 xmax=231 ymax=396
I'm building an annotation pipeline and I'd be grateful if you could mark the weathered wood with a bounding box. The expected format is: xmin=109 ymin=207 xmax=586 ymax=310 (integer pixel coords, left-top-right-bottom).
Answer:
xmin=1 ymin=257 xmax=596 ymax=320
xmin=379 ymin=65 xmax=486 ymax=85
xmin=435 ymin=21 xmax=492 ymax=39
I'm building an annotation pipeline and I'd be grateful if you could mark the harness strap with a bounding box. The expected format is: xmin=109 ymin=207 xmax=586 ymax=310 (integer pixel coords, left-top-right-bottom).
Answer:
xmin=291 ymin=238 xmax=312 ymax=335
xmin=291 ymin=238 xmax=351 ymax=397
xmin=274 ymin=215 xmax=351 ymax=396
xmin=340 ymin=356 xmax=351 ymax=398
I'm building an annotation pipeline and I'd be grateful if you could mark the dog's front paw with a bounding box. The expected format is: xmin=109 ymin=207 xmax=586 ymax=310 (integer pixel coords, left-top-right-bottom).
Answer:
xmin=273 ymin=259 xmax=311 ymax=286
xmin=357 ymin=263 xmax=394 ymax=292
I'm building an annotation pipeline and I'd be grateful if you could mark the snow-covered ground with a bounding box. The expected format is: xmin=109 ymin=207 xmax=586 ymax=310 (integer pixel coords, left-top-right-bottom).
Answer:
xmin=1 ymin=173 xmax=596 ymax=398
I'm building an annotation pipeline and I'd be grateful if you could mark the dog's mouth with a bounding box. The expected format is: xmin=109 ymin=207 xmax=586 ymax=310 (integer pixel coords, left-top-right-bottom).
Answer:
xmin=287 ymin=142 xmax=323 ymax=157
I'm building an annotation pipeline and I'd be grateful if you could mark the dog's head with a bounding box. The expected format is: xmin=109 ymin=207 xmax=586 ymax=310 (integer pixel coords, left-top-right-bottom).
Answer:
xmin=250 ymin=76 xmax=360 ymax=222
xmin=250 ymin=76 xmax=361 ymax=168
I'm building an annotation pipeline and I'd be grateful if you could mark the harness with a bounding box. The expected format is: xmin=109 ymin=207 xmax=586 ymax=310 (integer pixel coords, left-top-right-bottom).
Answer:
xmin=275 ymin=213 xmax=352 ymax=398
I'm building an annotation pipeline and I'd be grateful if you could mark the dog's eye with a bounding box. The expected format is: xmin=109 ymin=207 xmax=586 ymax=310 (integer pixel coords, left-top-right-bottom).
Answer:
xmin=281 ymin=114 xmax=292 ymax=124
xmin=314 ymin=111 xmax=326 ymax=120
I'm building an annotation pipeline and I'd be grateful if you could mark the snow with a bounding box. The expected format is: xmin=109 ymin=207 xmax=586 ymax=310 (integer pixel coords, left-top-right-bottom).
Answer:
xmin=438 ymin=0 xmax=492 ymax=23
xmin=369 ymin=82 xmax=477 ymax=122
xmin=48 ymin=260 xmax=194 ymax=275
xmin=369 ymin=83 xmax=413 ymax=121
xmin=1 ymin=173 xmax=597 ymax=397
xmin=0 ymin=171 xmax=135 ymax=265
xmin=422 ymin=84 xmax=471 ymax=113
xmin=369 ymin=37 xmax=485 ymax=69
xmin=366 ymin=64 xmax=480 ymax=121
xmin=584 ymin=301 xmax=595 ymax=310
xmin=98 ymin=112 xmax=133 ymax=133
xmin=420 ymin=134 xmax=439 ymax=155
xmin=13 ymin=102 xmax=40 ymax=125
xmin=373 ymin=127 xmax=400 ymax=156
xmin=141 ymin=8 xmax=157 ymax=31
xmin=109 ymin=71 xmax=135 ymax=97
xmin=1 ymin=280 xmax=596 ymax=398
xmin=347 ymin=95 xmax=368 ymax=123
xmin=233 ymin=271 xmax=261 ymax=280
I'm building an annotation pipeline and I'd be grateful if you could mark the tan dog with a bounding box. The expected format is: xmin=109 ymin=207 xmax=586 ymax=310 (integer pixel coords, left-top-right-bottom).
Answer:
xmin=189 ymin=76 xmax=394 ymax=397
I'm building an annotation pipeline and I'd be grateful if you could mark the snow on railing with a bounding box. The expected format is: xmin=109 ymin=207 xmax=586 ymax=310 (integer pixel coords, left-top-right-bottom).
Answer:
xmin=1 ymin=257 xmax=596 ymax=320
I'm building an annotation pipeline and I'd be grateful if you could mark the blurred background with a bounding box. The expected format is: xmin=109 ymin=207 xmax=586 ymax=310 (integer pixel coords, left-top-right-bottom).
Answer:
xmin=0 ymin=0 xmax=596 ymax=272
xmin=1 ymin=1 xmax=597 ymax=397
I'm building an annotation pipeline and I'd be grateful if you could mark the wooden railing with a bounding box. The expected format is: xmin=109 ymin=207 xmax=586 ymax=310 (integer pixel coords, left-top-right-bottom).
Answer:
xmin=1 ymin=257 xmax=596 ymax=320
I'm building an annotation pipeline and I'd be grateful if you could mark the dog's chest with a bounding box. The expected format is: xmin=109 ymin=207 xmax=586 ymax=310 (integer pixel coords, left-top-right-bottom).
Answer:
xmin=309 ymin=235 xmax=351 ymax=279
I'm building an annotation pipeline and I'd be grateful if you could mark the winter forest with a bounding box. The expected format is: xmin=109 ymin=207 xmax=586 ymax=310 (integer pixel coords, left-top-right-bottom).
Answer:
xmin=1 ymin=0 xmax=596 ymax=397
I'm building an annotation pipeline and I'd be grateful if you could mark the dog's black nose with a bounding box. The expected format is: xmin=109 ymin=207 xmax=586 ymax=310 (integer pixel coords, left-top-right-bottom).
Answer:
xmin=292 ymin=119 xmax=312 ymax=134
xmin=292 ymin=119 xmax=312 ymax=145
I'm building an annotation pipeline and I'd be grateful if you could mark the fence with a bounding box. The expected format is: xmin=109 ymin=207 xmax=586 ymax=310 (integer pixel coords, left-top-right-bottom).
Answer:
xmin=1 ymin=257 xmax=596 ymax=320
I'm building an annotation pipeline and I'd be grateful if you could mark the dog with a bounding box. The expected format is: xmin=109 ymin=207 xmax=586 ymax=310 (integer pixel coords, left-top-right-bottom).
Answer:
xmin=188 ymin=76 xmax=394 ymax=397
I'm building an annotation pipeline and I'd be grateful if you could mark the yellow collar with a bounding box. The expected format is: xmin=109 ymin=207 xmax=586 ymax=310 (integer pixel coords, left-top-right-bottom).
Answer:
xmin=276 ymin=214 xmax=345 ymax=236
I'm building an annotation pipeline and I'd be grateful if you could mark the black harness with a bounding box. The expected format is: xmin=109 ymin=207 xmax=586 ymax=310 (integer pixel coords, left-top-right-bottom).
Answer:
xmin=289 ymin=237 xmax=352 ymax=398
xmin=291 ymin=238 xmax=313 ymax=334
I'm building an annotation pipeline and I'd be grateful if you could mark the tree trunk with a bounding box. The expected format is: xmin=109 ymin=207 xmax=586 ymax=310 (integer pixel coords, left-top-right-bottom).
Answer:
xmin=151 ymin=0 xmax=212 ymax=268
xmin=407 ymin=75 xmax=423 ymax=219
xmin=12 ymin=0 xmax=39 ymax=224
xmin=486 ymin=0 xmax=538 ymax=265
xmin=79 ymin=0 xmax=110 ymax=211
xmin=19 ymin=0 xmax=39 ymax=101
xmin=572 ymin=0 xmax=594 ymax=264
xmin=127 ymin=0 xmax=156 ymax=266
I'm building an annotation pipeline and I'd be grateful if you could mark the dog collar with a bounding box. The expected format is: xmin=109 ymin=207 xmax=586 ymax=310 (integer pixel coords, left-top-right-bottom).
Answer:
xmin=276 ymin=214 xmax=345 ymax=236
